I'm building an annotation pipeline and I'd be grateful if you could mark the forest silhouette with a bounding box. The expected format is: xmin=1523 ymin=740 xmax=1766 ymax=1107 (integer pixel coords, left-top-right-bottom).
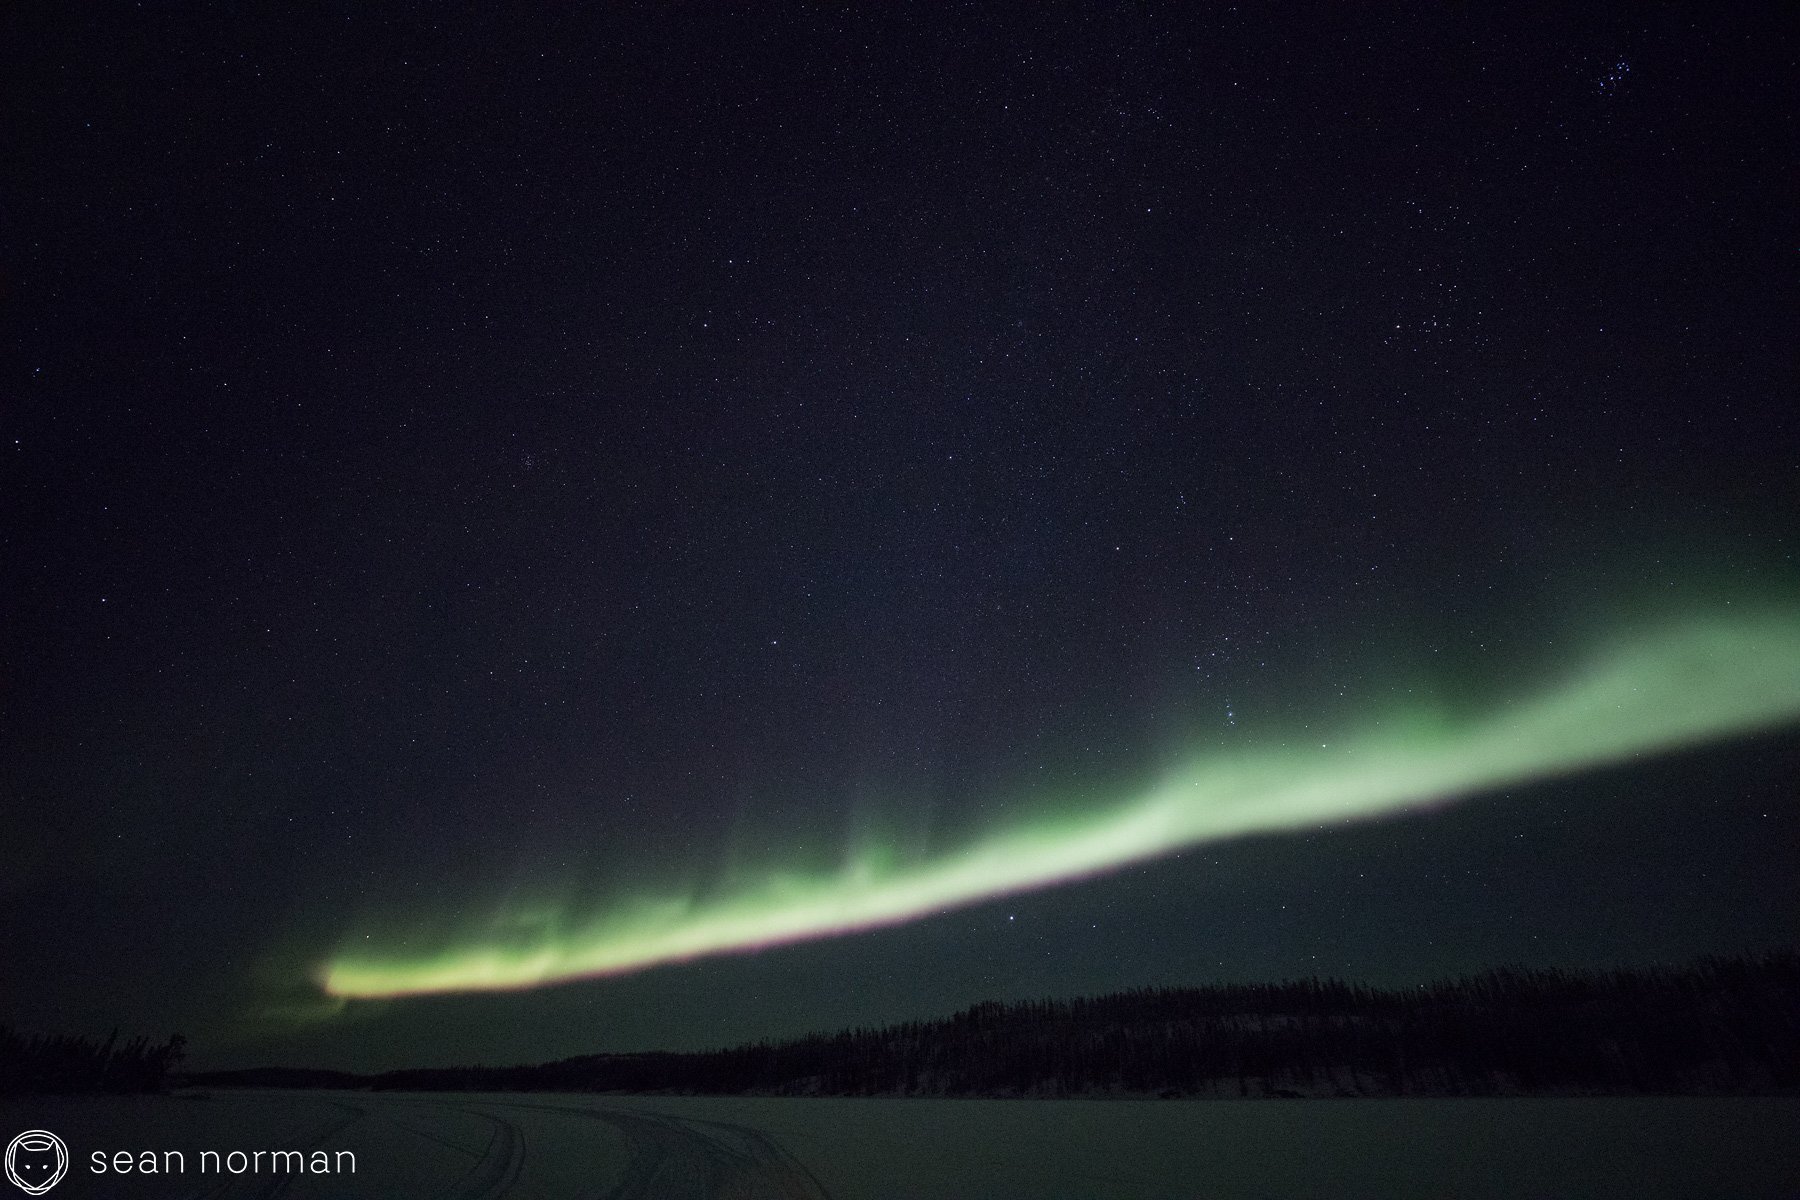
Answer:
xmin=0 ymin=1027 xmax=186 ymax=1095
xmin=185 ymin=953 xmax=1800 ymax=1100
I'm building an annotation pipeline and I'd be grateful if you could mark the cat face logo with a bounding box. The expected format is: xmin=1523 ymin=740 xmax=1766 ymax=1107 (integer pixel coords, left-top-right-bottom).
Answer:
xmin=5 ymin=1131 xmax=68 ymax=1195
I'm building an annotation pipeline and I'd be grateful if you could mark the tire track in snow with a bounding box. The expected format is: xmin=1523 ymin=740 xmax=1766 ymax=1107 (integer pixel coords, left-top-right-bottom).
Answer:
xmin=479 ymin=1097 xmax=830 ymax=1200
xmin=437 ymin=1107 xmax=525 ymax=1200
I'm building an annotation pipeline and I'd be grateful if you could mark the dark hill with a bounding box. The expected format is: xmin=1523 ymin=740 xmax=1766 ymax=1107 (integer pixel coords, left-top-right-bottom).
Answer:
xmin=353 ymin=952 xmax=1800 ymax=1099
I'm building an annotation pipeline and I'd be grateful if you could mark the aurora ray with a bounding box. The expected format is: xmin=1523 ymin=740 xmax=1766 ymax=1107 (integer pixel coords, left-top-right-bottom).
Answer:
xmin=323 ymin=610 xmax=1800 ymax=999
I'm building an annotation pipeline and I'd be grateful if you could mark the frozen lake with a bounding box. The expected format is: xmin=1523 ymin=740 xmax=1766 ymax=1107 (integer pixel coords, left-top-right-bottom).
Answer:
xmin=5 ymin=1090 xmax=1797 ymax=1198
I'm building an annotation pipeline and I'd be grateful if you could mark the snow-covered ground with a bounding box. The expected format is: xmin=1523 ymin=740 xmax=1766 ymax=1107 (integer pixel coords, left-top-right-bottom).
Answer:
xmin=4 ymin=1090 xmax=1796 ymax=1199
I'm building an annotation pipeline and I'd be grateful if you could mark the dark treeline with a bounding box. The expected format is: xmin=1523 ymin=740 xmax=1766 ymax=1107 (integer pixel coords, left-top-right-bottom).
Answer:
xmin=350 ymin=954 xmax=1800 ymax=1099
xmin=0 ymin=1027 xmax=186 ymax=1095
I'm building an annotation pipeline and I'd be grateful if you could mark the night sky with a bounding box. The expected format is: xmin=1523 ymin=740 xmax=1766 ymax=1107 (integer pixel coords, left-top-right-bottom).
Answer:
xmin=5 ymin=3 xmax=1797 ymax=1073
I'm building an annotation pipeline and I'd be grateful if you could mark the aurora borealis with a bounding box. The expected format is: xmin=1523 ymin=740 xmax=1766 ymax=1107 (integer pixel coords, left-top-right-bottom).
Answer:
xmin=7 ymin=3 xmax=1797 ymax=1075
xmin=325 ymin=609 xmax=1800 ymax=998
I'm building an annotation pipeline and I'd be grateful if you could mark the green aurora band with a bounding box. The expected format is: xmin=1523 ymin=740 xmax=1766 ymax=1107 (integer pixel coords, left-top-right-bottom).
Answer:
xmin=323 ymin=609 xmax=1800 ymax=999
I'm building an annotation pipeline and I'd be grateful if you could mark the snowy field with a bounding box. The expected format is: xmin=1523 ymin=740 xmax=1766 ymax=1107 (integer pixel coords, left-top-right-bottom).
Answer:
xmin=4 ymin=1089 xmax=1797 ymax=1199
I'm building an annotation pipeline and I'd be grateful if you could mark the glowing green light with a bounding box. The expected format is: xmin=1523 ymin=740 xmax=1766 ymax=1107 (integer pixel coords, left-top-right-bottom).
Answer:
xmin=323 ymin=610 xmax=1800 ymax=999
